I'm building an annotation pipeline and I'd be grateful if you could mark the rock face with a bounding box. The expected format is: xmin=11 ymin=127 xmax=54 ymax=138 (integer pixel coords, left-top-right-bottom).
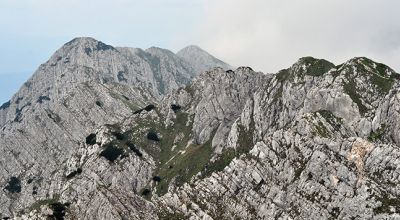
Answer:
xmin=0 ymin=38 xmax=399 ymax=220
xmin=177 ymin=45 xmax=232 ymax=74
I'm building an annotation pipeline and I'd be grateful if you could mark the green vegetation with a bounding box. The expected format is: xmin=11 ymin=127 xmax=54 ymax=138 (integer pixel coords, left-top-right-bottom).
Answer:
xmin=141 ymin=188 xmax=151 ymax=200
xmin=171 ymin=104 xmax=182 ymax=113
xmin=4 ymin=176 xmax=21 ymax=193
xmin=134 ymin=104 xmax=156 ymax=114
xmin=314 ymin=121 xmax=331 ymax=138
xmin=275 ymin=69 xmax=291 ymax=83
xmin=373 ymin=195 xmax=400 ymax=214
xmin=95 ymin=100 xmax=103 ymax=107
xmin=201 ymin=121 xmax=255 ymax=178
xmin=124 ymin=109 xmax=255 ymax=196
xmin=116 ymin=111 xmax=202 ymax=196
xmin=270 ymin=69 xmax=290 ymax=104
xmin=66 ymin=168 xmax=82 ymax=179
xmin=48 ymin=202 xmax=68 ymax=220
xmin=359 ymin=57 xmax=397 ymax=95
xmin=102 ymin=104 xmax=254 ymax=197
xmin=300 ymin=57 xmax=334 ymax=77
xmin=342 ymin=79 xmax=368 ymax=115
xmin=368 ymin=125 xmax=386 ymax=142
xmin=317 ymin=110 xmax=343 ymax=131
xmin=157 ymin=209 xmax=188 ymax=220
xmin=311 ymin=110 xmax=345 ymax=138
xmin=28 ymin=195 xmax=68 ymax=220
xmin=360 ymin=57 xmax=390 ymax=77
xmin=329 ymin=207 xmax=340 ymax=219
xmin=99 ymin=144 xmax=124 ymax=162
xmin=156 ymin=139 xmax=214 ymax=195
xmin=370 ymin=73 xmax=394 ymax=95
xmin=28 ymin=194 xmax=60 ymax=211
xmin=293 ymin=161 xmax=306 ymax=182
xmin=147 ymin=131 xmax=161 ymax=141
xmin=85 ymin=133 xmax=97 ymax=145
xmin=126 ymin=142 xmax=143 ymax=157
xmin=201 ymin=148 xmax=236 ymax=178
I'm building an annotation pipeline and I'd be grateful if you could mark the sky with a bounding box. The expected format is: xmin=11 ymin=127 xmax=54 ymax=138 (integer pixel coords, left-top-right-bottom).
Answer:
xmin=0 ymin=0 xmax=400 ymax=103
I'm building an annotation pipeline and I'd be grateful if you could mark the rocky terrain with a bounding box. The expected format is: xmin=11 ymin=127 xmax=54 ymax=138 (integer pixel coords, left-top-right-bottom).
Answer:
xmin=0 ymin=38 xmax=399 ymax=219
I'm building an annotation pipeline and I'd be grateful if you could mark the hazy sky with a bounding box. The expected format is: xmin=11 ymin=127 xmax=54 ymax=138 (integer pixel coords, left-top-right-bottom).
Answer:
xmin=1 ymin=0 xmax=400 ymax=103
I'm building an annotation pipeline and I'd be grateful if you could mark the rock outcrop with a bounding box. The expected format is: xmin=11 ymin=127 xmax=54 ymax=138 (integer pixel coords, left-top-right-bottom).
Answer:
xmin=177 ymin=45 xmax=232 ymax=74
xmin=0 ymin=38 xmax=399 ymax=220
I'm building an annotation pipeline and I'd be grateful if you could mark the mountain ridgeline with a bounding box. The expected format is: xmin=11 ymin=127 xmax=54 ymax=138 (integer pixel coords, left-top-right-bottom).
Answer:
xmin=0 ymin=38 xmax=399 ymax=220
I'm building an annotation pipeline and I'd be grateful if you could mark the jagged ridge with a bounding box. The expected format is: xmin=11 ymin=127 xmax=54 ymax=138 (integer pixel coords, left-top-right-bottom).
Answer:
xmin=0 ymin=37 xmax=399 ymax=220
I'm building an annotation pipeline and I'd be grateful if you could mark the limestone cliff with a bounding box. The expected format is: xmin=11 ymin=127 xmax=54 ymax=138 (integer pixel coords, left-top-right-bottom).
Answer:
xmin=0 ymin=38 xmax=399 ymax=220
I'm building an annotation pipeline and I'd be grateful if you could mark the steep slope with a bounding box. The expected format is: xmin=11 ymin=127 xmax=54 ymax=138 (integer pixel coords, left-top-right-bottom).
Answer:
xmin=0 ymin=38 xmax=230 ymax=128
xmin=0 ymin=38 xmax=231 ymax=219
xmin=177 ymin=45 xmax=232 ymax=74
xmin=1 ymin=38 xmax=399 ymax=220
xmin=157 ymin=57 xmax=400 ymax=219
xmin=117 ymin=46 xmax=195 ymax=95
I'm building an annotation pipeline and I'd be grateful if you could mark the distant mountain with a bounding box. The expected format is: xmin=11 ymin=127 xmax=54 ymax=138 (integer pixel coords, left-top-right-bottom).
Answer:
xmin=0 ymin=38 xmax=230 ymax=128
xmin=177 ymin=45 xmax=232 ymax=74
xmin=0 ymin=37 xmax=400 ymax=220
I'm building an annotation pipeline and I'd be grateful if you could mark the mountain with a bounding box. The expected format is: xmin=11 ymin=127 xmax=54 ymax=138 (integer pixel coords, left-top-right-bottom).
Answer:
xmin=0 ymin=38 xmax=222 ymax=128
xmin=0 ymin=37 xmax=399 ymax=220
xmin=177 ymin=45 xmax=232 ymax=74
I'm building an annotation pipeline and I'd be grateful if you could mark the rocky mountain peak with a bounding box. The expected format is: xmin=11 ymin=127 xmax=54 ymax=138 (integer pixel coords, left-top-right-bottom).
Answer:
xmin=64 ymin=37 xmax=115 ymax=49
xmin=0 ymin=37 xmax=232 ymax=128
xmin=145 ymin=46 xmax=174 ymax=55
xmin=342 ymin=57 xmax=399 ymax=78
xmin=290 ymin=56 xmax=335 ymax=77
xmin=60 ymin=37 xmax=116 ymax=56
xmin=177 ymin=45 xmax=232 ymax=74
xmin=1 ymin=37 xmax=400 ymax=220
xmin=177 ymin=45 xmax=209 ymax=57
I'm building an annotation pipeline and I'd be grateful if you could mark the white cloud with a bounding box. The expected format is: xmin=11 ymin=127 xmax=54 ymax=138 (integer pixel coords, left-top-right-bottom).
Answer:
xmin=194 ymin=0 xmax=400 ymax=72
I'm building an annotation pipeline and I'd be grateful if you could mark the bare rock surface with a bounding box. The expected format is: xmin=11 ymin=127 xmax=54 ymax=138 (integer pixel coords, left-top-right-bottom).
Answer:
xmin=0 ymin=38 xmax=399 ymax=219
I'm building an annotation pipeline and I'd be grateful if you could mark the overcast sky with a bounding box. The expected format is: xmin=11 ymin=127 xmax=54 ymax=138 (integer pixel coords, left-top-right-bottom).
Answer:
xmin=1 ymin=0 xmax=400 ymax=103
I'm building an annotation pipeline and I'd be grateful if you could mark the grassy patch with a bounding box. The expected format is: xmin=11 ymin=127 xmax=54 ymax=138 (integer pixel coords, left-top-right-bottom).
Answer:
xmin=157 ymin=209 xmax=188 ymax=220
xmin=300 ymin=57 xmax=334 ymax=77
xmin=374 ymin=195 xmax=400 ymax=214
xmin=314 ymin=121 xmax=331 ymax=138
xmin=368 ymin=125 xmax=386 ymax=142
xmin=370 ymin=73 xmax=394 ymax=95
xmin=317 ymin=110 xmax=343 ymax=131
xmin=342 ymin=79 xmax=368 ymax=115
xmin=119 ymin=112 xmax=199 ymax=196
xmin=201 ymin=120 xmax=255 ymax=178
xmin=359 ymin=57 xmax=397 ymax=94
xmin=155 ymin=140 xmax=214 ymax=195
xmin=275 ymin=69 xmax=291 ymax=83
